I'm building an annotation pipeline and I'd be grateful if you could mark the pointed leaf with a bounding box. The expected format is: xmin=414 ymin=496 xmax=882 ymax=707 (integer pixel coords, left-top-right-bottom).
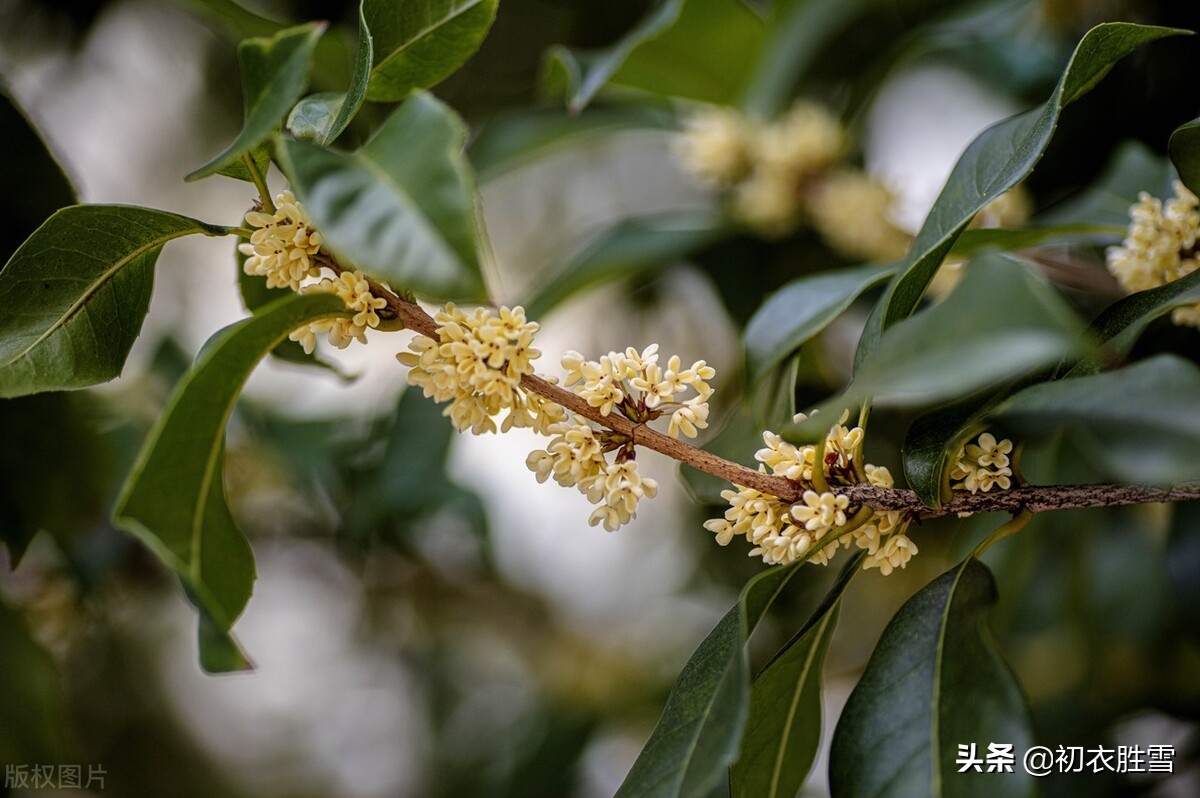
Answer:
xmin=527 ymin=211 xmax=725 ymax=319
xmin=991 ymin=355 xmax=1200 ymax=485
xmin=287 ymin=2 xmax=373 ymax=146
xmin=855 ymin=23 xmax=1187 ymax=369
xmin=902 ymin=397 xmax=993 ymax=510
xmin=1169 ymin=114 xmax=1200 ymax=197
xmin=0 ymin=90 xmax=76 ymax=260
xmin=731 ymin=552 xmax=863 ymax=798
xmin=113 ymin=292 xmax=348 ymax=672
xmin=616 ymin=561 xmax=802 ymax=798
xmin=281 ymin=91 xmax=486 ymax=300
xmin=744 ymin=262 xmax=896 ymax=385
xmin=830 ymin=558 xmax=1034 ymax=798
xmin=187 ymin=22 xmax=326 ymax=181
xmin=544 ymin=0 xmax=763 ymax=113
xmin=787 ymin=254 xmax=1087 ymax=443
xmin=0 ymin=205 xmax=227 ymax=398
xmin=364 ymin=0 xmax=498 ymax=102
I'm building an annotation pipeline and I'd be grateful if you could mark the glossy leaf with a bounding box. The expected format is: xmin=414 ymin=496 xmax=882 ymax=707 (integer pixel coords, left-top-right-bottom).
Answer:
xmin=281 ymin=91 xmax=486 ymax=300
xmin=113 ymin=292 xmax=348 ymax=672
xmin=744 ymin=262 xmax=896 ymax=385
xmin=187 ymin=22 xmax=325 ymax=181
xmin=544 ymin=0 xmax=763 ymax=113
xmin=0 ymin=90 xmax=76 ymax=260
xmin=172 ymin=0 xmax=284 ymax=40
xmin=235 ymin=246 xmax=347 ymax=376
xmin=615 ymin=561 xmax=802 ymax=798
xmin=363 ymin=0 xmax=498 ymax=102
xmin=1169 ymin=114 xmax=1200 ymax=197
xmin=992 ymin=355 xmax=1200 ymax=485
xmin=902 ymin=397 xmax=994 ymax=509
xmin=948 ymin=223 xmax=1123 ymax=257
xmin=287 ymin=2 xmax=373 ymax=146
xmin=787 ymin=254 xmax=1087 ymax=443
xmin=526 ymin=211 xmax=725 ymax=319
xmin=730 ymin=552 xmax=863 ymax=798
xmin=0 ymin=206 xmax=227 ymax=398
xmin=830 ymin=558 xmax=1034 ymax=798
xmin=0 ymin=595 xmax=70 ymax=764
xmin=1068 ymin=268 xmax=1200 ymax=376
xmin=855 ymin=23 xmax=1186 ymax=369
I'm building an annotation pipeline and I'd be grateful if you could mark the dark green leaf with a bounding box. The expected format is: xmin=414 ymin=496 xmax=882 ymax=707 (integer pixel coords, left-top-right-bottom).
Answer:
xmin=287 ymin=2 xmax=373 ymax=146
xmin=171 ymin=0 xmax=285 ymax=40
xmin=470 ymin=105 xmax=676 ymax=180
xmin=187 ymin=22 xmax=326 ymax=181
xmin=830 ymin=558 xmax=1034 ymax=798
xmin=281 ymin=91 xmax=486 ymax=300
xmin=364 ymin=0 xmax=498 ymax=102
xmin=744 ymin=262 xmax=896 ymax=386
xmin=0 ymin=595 xmax=70 ymax=764
xmin=616 ymin=561 xmax=802 ymax=798
xmin=1038 ymin=141 xmax=1172 ymax=228
xmin=113 ymin=292 xmax=349 ymax=672
xmin=730 ymin=552 xmax=863 ymax=798
xmin=0 ymin=206 xmax=227 ymax=398
xmin=235 ymin=246 xmax=349 ymax=377
xmin=902 ymin=398 xmax=992 ymax=510
xmin=1169 ymin=114 xmax=1200 ymax=197
xmin=788 ymin=254 xmax=1087 ymax=443
xmin=739 ymin=0 xmax=868 ymax=118
xmin=855 ymin=23 xmax=1187 ymax=369
xmin=0 ymin=393 xmax=111 ymax=566
xmin=0 ymin=89 xmax=76 ymax=261
xmin=948 ymin=223 xmax=1123 ymax=257
xmin=992 ymin=355 xmax=1200 ymax=485
xmin=544 ymin=0 xmax=763 ymax=113
xmin=527 ymin=211 xmax=725 ymax=319
xmin=1069 ymin=268 xmax=1200 ymax=376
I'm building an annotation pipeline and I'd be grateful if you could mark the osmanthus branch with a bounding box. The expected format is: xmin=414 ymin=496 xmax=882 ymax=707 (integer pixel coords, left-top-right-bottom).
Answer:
xmin=347 ymin=269 xmax=1200 ymax=517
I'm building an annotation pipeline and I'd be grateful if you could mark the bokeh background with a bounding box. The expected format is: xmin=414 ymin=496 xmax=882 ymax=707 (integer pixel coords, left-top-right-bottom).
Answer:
xmin=1 ymin=1 xmax=1199 ymax=796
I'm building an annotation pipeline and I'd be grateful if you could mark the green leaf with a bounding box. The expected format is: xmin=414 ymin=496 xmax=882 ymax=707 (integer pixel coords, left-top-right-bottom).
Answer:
xmin=1068 ymin=268 xmax=1200 ymax=376
xmin=171 ymin=0 xmax=285 ymax=40
xmin=730 ymin=552 xmax=862 ymax=798
xmin=187 ymin=22 xmax=326 ymax=181
xmin=281 ymin=91 xmax=486 ymax=300
xmin=991 ymin=355 xmax=1200 ymax=485
xmin=855 ymin=23 xmax=1187 ymax=369
xmin=470 ymin=105 xmax=676 ymax=180
xmin=0 ymin=393 xmax=111 ymax=566
xmin=1038 ymin=141 xmax=1172 ymax=228
xmin=235 ymin=247 xmax=349 ymax=377
xmin=0 ymin=595 xmax=70 ymax=764
xmin=364 ymin=0 xmax=498 ymax=102
xmin=744 ymin=262 xmax=896 ymax=385
xmin=616 ymin=561 xmax=802 ymax=798
xmin=287 ymin=2 xmax=373 ymax=146
xmin=0 ymin=89 xmax=77 ymax=261
xmin=830 ymin=558 xmax=1034 ymax=798
xmin=526 ymin=211 xmax=725 ymax=319
xmin=0 ymin=205 xmax=227 ymax=398
xmin=948 ymin=223 xmax=1123 ymax=258
xmin=544 ymin=0 xmax=763 ymax=113
xmin=902 ymin=397 xmax=993 ymax=509
xmin=113 ymin=292 xmax=349 ymax=672
xmin=1169 ymin=114 xmax=1200 ymax=197
xmin=787 ymin=254 xmax=1087 ymax=443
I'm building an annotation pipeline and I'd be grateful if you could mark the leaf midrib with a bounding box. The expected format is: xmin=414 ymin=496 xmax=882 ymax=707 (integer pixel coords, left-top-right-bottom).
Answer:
xmin=2 ymin=228 xmax=197 ymax=370
xmin=372 ymin=0 xmax=486 ymax=77
xmin=767 ymin=607 xmax=833 ymax=798
xmin=929 ymin=561 xmax=972 ymax=796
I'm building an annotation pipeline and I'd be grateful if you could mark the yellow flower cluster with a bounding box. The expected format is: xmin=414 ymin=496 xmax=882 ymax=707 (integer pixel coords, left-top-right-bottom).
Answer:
xmin=674 ymin=102 xmax=909 ymax=259
xmin=561 ymin=345 xmax=714 ymax=438
xmin=950 ymin=432 xmax=1014 ymax=494
xmin=398 ymin=304 xmax=560 ymax=435
xmin=703 ymin=412 xmax=915 ymax=574
xmin=239 ymin=190 xmax=324 ymax=290
xmin=1107 ymin=181 xmax=1200 ymax=328
xmin=241 ymin=189 xmax=391 ymax=352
